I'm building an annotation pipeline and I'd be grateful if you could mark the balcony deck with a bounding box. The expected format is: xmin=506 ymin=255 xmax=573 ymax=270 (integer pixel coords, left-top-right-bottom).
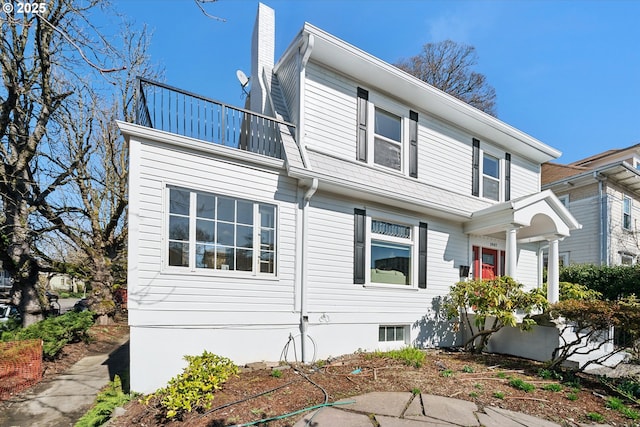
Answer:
xmin=135 ymin=78 xmax=292 ymax=160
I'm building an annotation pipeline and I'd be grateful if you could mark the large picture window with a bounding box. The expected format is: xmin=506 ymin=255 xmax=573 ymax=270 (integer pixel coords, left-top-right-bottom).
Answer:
xmin=167 ymin=187 xmax=276 ymax=274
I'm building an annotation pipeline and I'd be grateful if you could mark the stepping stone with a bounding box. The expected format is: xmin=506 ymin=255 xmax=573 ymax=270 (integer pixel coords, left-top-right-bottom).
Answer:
xmin=377 ymin=414 xmax=456 ymax=426
xmin=292 ymin=407 xmax=373 ymax=427
xmin=488 ymin=407 xmax=561 ymax=427
xmin=336 ymin=392 xmax=412 ymax=417
xmin=421 ymin=394 xmax=479 ymax=426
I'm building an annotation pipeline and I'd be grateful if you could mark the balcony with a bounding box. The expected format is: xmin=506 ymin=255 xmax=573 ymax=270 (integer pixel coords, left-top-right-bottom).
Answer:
xmin=135 ymin=78 xmax=291 ymax=160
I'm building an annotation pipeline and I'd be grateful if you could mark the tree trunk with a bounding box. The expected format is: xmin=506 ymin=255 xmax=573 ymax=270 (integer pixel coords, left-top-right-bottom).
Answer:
xmin=86 ymin=256 xmax=116 ymax=325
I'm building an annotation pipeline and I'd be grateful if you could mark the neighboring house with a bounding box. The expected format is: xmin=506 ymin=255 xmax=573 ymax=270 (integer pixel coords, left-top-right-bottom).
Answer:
xmin=42 ymin=273 xmax=86 ymax=293
xmin=120 ymin=3 xmax=579 ymax=393
xmin=542 ymin=143 xmax=640 ymax=266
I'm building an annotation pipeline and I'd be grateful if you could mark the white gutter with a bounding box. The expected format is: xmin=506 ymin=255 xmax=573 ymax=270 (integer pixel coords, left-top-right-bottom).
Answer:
xmin=595 ymin=172 xmax=608 ymax=266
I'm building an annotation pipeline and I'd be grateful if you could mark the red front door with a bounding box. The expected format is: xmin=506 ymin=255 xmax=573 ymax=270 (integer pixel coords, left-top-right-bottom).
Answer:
xmin=473 ymin=246 xmax=499 ymax=280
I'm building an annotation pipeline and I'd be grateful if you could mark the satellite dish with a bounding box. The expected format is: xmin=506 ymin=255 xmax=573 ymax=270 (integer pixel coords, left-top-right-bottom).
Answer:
xmin=236 ymin=70 xmax=250 ymax=94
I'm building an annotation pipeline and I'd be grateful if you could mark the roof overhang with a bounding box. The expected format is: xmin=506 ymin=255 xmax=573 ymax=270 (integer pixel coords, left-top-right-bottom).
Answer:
xmin=464 ymin=190 xmax=581 ymax=242
xmin=543 ymin=162 xmax=640 ymax=198
xmin=276 ymin=23 xmax=561 ymax=164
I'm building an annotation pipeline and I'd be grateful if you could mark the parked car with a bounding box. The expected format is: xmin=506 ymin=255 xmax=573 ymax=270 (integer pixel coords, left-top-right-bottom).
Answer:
xmin=0 ymin=303 xmax=20 ymax=323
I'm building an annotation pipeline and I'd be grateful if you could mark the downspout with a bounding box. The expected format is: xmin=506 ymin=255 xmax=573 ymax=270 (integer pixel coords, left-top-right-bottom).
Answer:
xmin=595 ymin=172 xmax=608 ymax=266
xmin=300 ymin=178 xmax=318 ymax=363
xmin=297 ymin=33 xmax=315 ymax=363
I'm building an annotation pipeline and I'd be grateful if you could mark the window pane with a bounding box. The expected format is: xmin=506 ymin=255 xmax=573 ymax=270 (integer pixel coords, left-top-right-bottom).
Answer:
xmin=216 ymin=246 xmax=234 ymax=270
xmin=483 ymin=154 xmax=499 ymax=179
xmin=218 ymin=197 xmax=235 ymax=222
xmin=169 ymin=216 xmax=189 ymax=241
xmin=197 ymin=194 xmax=215 ymax=219
xmin=169 ymin=242 xmax=189 ymax=267
xmin=236 ymin=249 xmax=253 ymax=271
xmin=379 ymin=326 xmax=385 ymax=341
xmin=374 ymin=108 xmax=401 ymax=142
xmin=170 ymin=189 xmax=190 ymax=215
xmin=483 ymin=177 xmax=499 ymax=201
xmin=370 ymin=241 xmax=411 ymax=285
xmin=217 ymin=222 xmax=235 ymax=246
xmin=237 ymin=201 xmax=254 ymax=225
xmin=395 ymin=326 xmax=404 ymax=341
xmin=196 ymin=219 xmax=215 ymax=243
xmin=237 ymin=225 xmax=253 ymax=248
xmin=386 ymin=327 xmax=395 ymax=341
xmin=371 ymin=220 xmax=411 ymax=238
xmin=260 ymin=204 xmax=275 ymax=228
xmin=374 ymin=137 xmax=401 ymax=170
xmin=195 ymin=244 xmax=215 ymax=269
xmin=260 ymin=251 xmax=274 ymax=273
xmin=261 ymin=229 xmax=274 ymax=250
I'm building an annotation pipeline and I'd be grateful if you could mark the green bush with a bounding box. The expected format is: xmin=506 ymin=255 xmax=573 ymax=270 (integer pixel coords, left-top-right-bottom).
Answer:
xmin=542 ymin=383 xmax=563 ymax=392
xmin=508 ymin=378 xmax=535 ymax=393
xmin=75 ymin=375 xmax=131 ymax=427
xmin=560 ymin=264 xmax=640 ymax=300
xmin=369 ymin=347 xmax=426 ymax=368
xmin=149 ymin=351 xmax=239 ymax=418
xmin=1 ymin=311 xmax=94 ymax=359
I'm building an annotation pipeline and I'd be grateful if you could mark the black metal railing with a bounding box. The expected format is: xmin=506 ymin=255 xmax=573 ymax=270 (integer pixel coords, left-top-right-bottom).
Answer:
xmin=135 ymin=77 xmax=290 ymax=160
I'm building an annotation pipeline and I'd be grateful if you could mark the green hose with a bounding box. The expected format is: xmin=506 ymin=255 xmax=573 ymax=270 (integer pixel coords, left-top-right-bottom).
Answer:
xmin=229 ymin=399 xmax=356 ymax=427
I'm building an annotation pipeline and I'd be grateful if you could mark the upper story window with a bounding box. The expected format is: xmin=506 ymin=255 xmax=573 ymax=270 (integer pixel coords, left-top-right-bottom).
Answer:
xmin=482 ymin=153 xmax=500 ymax=201
xmin=558 ymin=195 xmax=569 ymax=207
xmin=623 ymin=195 xmax=632 ymax=230
xmin=472 ymin=138 xmax=511 ymax=202
xmin=374 ymin=108 xmax=402 ymax=171
xmin=167 ymin=187 xmax=276 ymax=275
xmin=357 ymin=88 xmax=418 ymax=177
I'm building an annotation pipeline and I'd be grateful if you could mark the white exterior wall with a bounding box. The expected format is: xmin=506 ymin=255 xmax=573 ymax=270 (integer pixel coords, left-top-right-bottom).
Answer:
xmin=556 ymin=191 xmax=601 ymax=265
xmin=515 ymin=243 xmax=540 ymax=289
xmin=304 ymin=62 xmax=541 ymax=201
xmin=129 ymin=136 xmax=301 ymax=392
xmin=302 ymin=193 xmax=464 ymax=357
xmin=606 ymin=182 xmax=640 ymax=264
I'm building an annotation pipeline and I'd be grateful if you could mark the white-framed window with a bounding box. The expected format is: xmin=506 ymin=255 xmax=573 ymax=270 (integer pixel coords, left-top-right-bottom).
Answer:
xmin=368 ymin=219 xmax=415 ymax=286
xmin=623 ymin=195 xmax=632 ymax=230
xmin=167 ymin=187 xmax=276 ymax=275
xmin=373 ymin=107 xmax=402 ymax=171
xmin=379 ymin=325 xmax=408 ymax=343
xmin=482 ymin=153 xmax=500 ymax=201
xmin=558 ymin=195 xmax=569 ymax=207
xmin=621 ymin=253 xmax=635 ymax=265
xmin=559 ymin=252 xmax=569 ymax=267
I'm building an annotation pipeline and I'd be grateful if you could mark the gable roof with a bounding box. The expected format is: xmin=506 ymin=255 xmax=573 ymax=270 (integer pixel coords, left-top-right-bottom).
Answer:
xmin=275 ymin=23 xmax=562 ymax=165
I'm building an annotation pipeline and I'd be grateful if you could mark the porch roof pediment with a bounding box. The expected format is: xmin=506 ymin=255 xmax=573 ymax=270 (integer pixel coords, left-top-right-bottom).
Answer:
xmin=463 ymin=190 xmax=581 ymax=241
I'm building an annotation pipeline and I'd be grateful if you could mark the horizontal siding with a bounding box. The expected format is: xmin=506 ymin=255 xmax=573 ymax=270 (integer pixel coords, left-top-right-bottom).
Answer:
xmin=510 ymin=156 xmax=540 ymax=198
xmin=305 ymin=193 xmax=466 ymax=319
xmin=305 ymin=63 xmax=357 ymax=160
xmin=559 ymin=196 xmax=600 ymax=264
xmin=606 ymin=184 xmax=640 ymax=264
xmin=131 ymin=138 xmax=299 ymax=320
xmin=515 ymin=244 xmax=539 ymax=289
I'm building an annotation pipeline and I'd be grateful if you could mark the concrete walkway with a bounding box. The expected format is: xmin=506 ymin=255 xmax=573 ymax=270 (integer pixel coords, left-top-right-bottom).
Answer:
xmin=0 ymin=336 xmax=129 ymax=427
xmin=292 ymin=391 xmax=612 ymax=427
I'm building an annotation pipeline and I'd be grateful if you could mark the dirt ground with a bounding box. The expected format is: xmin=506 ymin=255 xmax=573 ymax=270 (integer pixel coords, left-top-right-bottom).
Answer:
xmin=111 ymin=349 xmax=640 ymax=427
xmin=8 ymin=317 xmax=640 ymax=427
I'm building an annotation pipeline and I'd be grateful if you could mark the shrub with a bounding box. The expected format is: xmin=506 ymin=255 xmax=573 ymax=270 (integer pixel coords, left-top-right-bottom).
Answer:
xmin=492 ymin=391 xmax=505 ymax=399
xmin=559 ymin=264 xmax=640 ymax=300
xmin=508 ymin=378 xmax=535 ymax=393
xmin=444 ymin=277 xmax=547 ymax=353
xmin=538 ymin=282 xmax=602 ymax=301
xmin=620 ymin=406 xmax=640 ymax=420
xmin=370 ymin=347 xmax=425 ymax=368
xmin=586 ymin=412 xmax=604 ymax=422
xmin=605 ymin=397 xmax=624 ymax=410
xmin=462 ymin=365 xmax=474 ymax=373
xmin=149 ymin=351 xmax=239 ymax=418
xmin=542 ymin=383 xmax=563 ymax=392
xmin=270 ymin=369 xmax=282 ymax=378
xmin=1 ymin=311 xmax=94 ymax=359
xmin=440 ymin=369 xmax=454 ymax=378
xmin=75 ymin=375 xmax=131 ymax=427
xmin=566 ymin=392 xmax=579 ymax=401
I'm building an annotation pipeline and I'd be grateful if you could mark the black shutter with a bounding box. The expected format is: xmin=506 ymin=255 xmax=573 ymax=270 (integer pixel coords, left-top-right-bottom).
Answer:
xmin=356 ymin=88 xmax=368 ymax=162
xmin=354 ymin=208 xmax=366 ymax=284
xmin=418 ymin=222 xmax=428 ymax=289
xmin=409 ymin=110 xmax=418 ymax=178
xmin=505 ymin=152 xmax=511 ymax=201
xmin=472 ymin=138 xmax=480 ymax=197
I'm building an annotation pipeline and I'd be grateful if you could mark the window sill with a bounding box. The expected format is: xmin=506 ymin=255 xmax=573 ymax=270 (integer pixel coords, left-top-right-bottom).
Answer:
xmin=161 ymin=267 xmax=279 ymax=281
xmin=362 ymin=282 xmax=419 ymax=291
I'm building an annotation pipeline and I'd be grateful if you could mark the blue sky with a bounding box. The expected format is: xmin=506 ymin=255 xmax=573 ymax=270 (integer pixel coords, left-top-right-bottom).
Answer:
xmin=104 ymin=0 xmax=640 ymax=164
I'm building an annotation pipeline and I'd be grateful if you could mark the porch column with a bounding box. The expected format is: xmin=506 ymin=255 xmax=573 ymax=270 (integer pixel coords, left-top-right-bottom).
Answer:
xmin=547 ymin=238 xmax=560 ymax=303
xmin=505 ymin=226 xmax=518 ymax=278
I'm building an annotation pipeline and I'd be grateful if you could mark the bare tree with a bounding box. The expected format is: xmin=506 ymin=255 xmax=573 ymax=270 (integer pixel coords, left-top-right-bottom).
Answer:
xmin=395 ymin=40 xmax=497 ymax=116
xmin=0 ymin=0 xmax=123 ymax=325
xmin=36 ymin=25 xmax=160 ymax=323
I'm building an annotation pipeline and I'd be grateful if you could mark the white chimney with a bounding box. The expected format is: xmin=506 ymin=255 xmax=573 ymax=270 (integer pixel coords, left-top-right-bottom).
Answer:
xmin=250 ymin=3 xmax=275 ymax=115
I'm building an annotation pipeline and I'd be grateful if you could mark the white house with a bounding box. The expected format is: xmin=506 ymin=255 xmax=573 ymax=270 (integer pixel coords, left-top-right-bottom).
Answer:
xmin=120 ymin=3 xmax=580 ymax=393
